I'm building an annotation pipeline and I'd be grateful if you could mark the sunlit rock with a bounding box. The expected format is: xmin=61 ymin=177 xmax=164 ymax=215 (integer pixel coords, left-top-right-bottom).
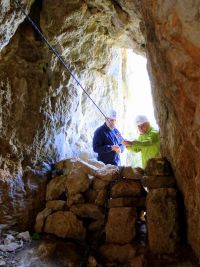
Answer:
xmin=66 ymin=170 xmax=90 ymax=196
xmin=46 ymin=176 xmax=67 ymax=201
xmin=95 ymin=165 xmax=118 ymax=182
xmin=54 ymin=158 xmax=98 ymax=176
xmin=0 ymin=0 xmax=34 ymax=50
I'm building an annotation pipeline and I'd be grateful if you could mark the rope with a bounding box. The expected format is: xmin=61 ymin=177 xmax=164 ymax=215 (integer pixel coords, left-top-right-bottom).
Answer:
xmin=14 ymin=0 xmax=108 ymax=120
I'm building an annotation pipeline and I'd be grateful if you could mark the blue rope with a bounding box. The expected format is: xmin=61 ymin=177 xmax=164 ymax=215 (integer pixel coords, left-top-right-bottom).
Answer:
xmin=14 ymin=0 xmax=107 ymax=120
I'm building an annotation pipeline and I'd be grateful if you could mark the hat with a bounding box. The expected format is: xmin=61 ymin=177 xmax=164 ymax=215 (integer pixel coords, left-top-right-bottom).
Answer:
xmin=135 ymin=115 xmax=149 ymax=126
xmin=107 ymin=109 xmax=117 ymax=119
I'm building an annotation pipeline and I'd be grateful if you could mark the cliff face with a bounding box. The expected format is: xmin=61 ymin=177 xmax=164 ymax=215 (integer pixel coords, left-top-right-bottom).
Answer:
xmin=0 ymin=0 xmax=200 ymax=259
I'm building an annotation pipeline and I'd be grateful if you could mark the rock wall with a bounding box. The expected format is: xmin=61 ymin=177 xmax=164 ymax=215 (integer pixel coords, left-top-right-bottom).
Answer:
xmin=0 ymin=0 xmax=144 ymax=229
xmin=141 ymin=0 xmax=200 ymax=258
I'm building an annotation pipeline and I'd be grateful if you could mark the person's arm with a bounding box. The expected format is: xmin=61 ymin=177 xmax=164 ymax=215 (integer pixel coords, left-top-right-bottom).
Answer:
xmin=123 ymin=131 xmax=159 ymax=152
xmin=130 ymin=131 xmax=159 ymax=150
xmin=134 ymin=131 xmax=159 ymax=147
xmin=122 ymin=140 xmax=141 ymax=153
xmin=93 ymin=130 xmax=113 ymax=154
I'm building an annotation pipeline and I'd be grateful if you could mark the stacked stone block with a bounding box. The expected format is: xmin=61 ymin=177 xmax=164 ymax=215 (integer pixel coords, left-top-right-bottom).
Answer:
xmin=143 ymin=157 xmax=179 ymax=254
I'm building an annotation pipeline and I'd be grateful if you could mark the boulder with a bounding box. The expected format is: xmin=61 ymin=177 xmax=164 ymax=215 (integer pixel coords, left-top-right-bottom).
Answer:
xmin=54 ymin=158 xmax=97 ymax=176
xmin=70 ymin=203 xmax=104 ymax=220
xmin=44 ymin=211 xmax=86 ymax=240
xmin=46 ymin=176 xmax=67 ymax=201
xmin=66 ymin=170 xmax=90 ymax=196
xmin=35 ymin=208 xmax=52 ymax=233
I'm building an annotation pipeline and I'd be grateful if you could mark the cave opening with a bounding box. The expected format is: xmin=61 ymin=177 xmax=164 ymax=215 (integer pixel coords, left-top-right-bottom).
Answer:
xmin=120 ymin=48 xmax=157 ymax=167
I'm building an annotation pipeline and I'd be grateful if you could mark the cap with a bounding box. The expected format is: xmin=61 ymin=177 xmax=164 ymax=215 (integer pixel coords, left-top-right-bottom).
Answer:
xmin=135 ymin=115 xmax=149 ymax=126
xmin=107 ymin=109 xmax=117 ymax=119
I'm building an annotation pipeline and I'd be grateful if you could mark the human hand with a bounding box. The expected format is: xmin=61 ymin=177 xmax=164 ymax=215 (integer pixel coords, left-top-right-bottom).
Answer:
xmin=112 ymin=145 xmax=121 ymax=153
xmin=122 ymin=140 xmax=132 ymax=146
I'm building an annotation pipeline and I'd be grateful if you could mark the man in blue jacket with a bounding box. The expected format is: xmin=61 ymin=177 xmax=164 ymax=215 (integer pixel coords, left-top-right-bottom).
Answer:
xmin=93 ymin=110 xmax=124 ymax=166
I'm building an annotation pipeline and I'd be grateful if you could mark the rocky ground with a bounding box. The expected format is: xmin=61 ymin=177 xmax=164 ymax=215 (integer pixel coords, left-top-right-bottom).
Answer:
xmin=0 ymin=228 xmax=199 ymax=267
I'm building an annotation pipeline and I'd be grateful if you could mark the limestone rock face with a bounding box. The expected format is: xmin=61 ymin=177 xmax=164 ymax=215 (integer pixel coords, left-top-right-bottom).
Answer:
xmin=141 ymin=0 xmax=200 ymax=257
xmin=0 ymin=1 xmax=144 ymax=229
xmin=0 ymin=166 xmax=47 ymax=230
xmin=0 ymin=0 xmax=33 ymax=50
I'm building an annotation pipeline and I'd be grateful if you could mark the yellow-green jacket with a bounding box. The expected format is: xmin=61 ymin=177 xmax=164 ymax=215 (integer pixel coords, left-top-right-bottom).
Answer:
xmin=127 ymin=126 xmax=160 ymax=168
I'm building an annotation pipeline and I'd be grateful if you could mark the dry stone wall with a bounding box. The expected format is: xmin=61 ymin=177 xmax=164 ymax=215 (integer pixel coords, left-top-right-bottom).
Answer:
xmin=34 ymin=157 xmax=181 ymax=265
xmin=35 ymin=158 xmax=147 ymax=265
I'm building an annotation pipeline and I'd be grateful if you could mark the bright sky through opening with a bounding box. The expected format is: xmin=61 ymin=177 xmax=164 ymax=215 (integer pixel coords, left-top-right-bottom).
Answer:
xmin=122 ymin=49 xmax=158 ymax=166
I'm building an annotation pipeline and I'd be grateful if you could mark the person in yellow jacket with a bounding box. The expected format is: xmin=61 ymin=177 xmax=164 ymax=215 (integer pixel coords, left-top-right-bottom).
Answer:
xmin=122 ymin=115 xmax=160 ymax=168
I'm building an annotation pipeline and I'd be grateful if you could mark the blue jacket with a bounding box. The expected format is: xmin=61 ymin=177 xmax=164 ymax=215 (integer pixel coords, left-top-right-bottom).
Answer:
xmin=93 ymin=123 xmax=124 ymax=166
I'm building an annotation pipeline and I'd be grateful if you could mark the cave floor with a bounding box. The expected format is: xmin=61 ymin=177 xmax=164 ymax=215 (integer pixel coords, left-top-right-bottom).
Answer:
xmin=0 ymin=233 xmax=199 ymax=267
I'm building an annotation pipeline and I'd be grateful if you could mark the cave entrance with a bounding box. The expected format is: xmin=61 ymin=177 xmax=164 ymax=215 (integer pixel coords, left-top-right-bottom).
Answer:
xmin=120 ymin=49 xmax=157 ymax=167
